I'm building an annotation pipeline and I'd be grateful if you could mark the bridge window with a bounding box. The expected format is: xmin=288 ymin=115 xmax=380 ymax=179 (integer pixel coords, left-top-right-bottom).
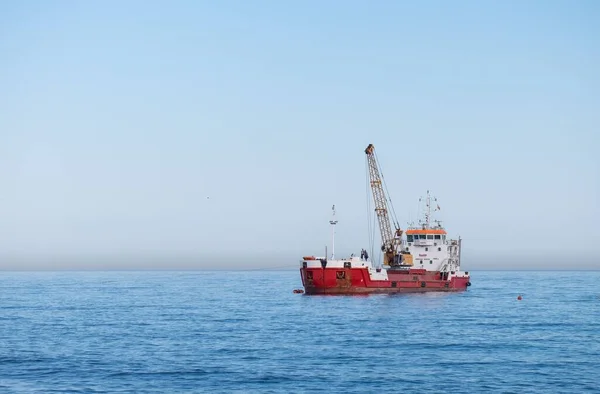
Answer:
xmin=434 ymin=235 xmax=441 ymax=240
xmin=427 ymin=235 xmax=434 ymax=240
xmin=420 ymin=234 xmax=427 ymax=239
xmin=407 ymin=235 xmax=414 ymax=242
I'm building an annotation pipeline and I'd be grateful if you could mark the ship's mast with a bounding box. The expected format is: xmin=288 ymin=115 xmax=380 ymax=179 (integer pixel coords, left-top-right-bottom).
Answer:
xmin=364 ymin=144 xmax=402 ymax=265
xmin=419 ymin=190 xmax=441 ymax=229
xmin=329 ymin=204 xmax=338 ymax=259
xmin=425 ymin=190 xmax=431 ymax=229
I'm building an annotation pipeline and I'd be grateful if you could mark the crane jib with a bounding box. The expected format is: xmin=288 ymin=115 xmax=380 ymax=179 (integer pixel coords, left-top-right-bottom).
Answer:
xmin=365 ymin=143 xmax=401 ymax=265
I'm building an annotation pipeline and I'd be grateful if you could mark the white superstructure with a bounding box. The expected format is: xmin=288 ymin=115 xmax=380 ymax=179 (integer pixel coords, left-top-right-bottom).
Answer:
xmin=402 ymin=190 xmax=462 ymax=273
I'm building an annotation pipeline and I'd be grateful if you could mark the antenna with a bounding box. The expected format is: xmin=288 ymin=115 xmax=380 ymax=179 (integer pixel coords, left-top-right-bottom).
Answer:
xmin=329 ymin=205 xmax=338 ymax=259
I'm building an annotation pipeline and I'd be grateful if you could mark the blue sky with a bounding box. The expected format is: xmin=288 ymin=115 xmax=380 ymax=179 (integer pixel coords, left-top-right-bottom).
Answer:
xmin=1 ymin=0 xmax=598 ymax=270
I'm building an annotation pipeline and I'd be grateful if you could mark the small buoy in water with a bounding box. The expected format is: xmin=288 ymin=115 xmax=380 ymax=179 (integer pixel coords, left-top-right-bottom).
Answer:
xmin=293 ymin=289 xmax=304 ymax=294
xmin=517 ymin=295 xmax=522 ymax=300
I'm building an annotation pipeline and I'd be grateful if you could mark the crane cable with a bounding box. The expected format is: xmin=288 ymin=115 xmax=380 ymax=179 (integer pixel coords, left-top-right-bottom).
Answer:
xmin=365 ymin=155 xmax=373 ymax=260
xmin=372 ymin=211 xmax=377 ymax=266
xmin=365 ymin=154 xmax=382 ymax=266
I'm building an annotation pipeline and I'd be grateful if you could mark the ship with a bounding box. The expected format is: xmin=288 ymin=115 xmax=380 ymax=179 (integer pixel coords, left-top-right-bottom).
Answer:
xmin=298 ymin=144 xmax=471 ymax=295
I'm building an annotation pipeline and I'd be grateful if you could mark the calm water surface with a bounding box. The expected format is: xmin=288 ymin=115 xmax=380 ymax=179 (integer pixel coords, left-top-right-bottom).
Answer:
xmin=1 ymin=270 xmax=599 ymax=393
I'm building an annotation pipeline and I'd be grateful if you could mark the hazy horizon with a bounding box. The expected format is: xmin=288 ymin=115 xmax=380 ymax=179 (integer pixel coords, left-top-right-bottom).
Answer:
xmin=1 ymin=1 xmax=599 ymax=271
xmin=0 ymin=251 xmax=598 ymax=271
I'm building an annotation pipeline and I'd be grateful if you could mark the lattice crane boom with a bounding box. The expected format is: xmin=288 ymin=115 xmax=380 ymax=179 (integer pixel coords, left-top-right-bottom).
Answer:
xmin=365 ymin=144 xmax=394 ymax=250
xmin=365 ymin=144 xmax=404 ymax=266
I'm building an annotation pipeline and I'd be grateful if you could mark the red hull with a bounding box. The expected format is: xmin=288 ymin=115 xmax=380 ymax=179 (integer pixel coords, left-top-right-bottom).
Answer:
xmin=300 ymin=267 xmax=470 ymax=295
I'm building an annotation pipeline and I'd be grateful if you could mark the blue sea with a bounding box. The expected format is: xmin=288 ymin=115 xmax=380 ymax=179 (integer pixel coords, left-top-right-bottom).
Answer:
xmin=1 ymin=270 xmax=599 ymax=393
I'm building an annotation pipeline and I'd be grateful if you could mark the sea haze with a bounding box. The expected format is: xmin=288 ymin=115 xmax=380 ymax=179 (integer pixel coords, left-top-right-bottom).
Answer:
xmin=1 ymin=270 xmax=599 ymax=393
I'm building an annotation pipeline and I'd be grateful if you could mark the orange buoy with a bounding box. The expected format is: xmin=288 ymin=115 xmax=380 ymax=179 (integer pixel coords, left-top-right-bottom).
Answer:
xmin=517 ymin=295 xmax=522 ymax=300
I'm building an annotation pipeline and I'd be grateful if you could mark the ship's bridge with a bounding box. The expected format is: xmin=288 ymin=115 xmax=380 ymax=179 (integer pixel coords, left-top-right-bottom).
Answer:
xmin=405 ymin=229 xmax=447 ymax=246
xmin=404 ymin=228 xmax=459 ymax=271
